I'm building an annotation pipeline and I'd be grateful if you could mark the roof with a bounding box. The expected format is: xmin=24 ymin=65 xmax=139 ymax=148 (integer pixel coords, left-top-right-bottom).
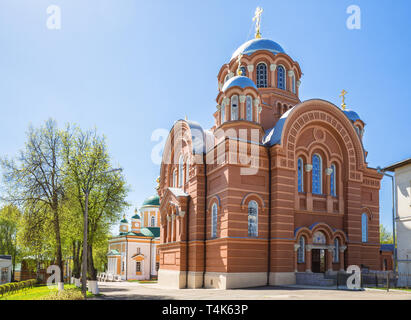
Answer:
xmin=263 ymin=100 xmax=364 ymax=147
xmin=118 ymin=227 xmax=160 ymax=238
xmin=107 ymin=249 xmax=120 ymax=256
xmin=141 ymin=195 xmax=160 ymax=207
xmin=131 ymin=214 xmax=141 ymax=220
xmin=231 ymin=38 xmax=285 ymax=61
xmin=120 ymin=218 xmax=128 ymax=223
xmin=383 ymin=157 xmax=411 ymax=171
xmin=343 ymin=109 xmax=361 ymax=122
xmin=168 ymin=187 xmax=189 ymax=198
xmin=0 ymin=255 xmax=11 ymax=260
xmin=380 ymin=244 xmax=395 ymax=252
xmin=221 ymin=76 xmax=257 ymax=92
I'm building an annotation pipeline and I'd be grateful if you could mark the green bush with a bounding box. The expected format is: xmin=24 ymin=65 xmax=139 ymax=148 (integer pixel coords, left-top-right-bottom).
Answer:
xmin=0 ymin=279 xmax=37 ymax=297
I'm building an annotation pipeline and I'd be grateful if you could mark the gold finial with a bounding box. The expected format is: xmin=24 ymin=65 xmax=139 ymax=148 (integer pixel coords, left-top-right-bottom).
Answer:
xmin=340 ymin=89 xmax=348 ymax=110
xmin=185 ymin=115 xmax=188 ymax=121
xmin=253 ymin=7 xmax=263 ymax=39
xmin=123 ymin=214 xmax=126 ymax=220
xmin=236 ymin=53 xmax=244 ymax=76
xmin=156 ymin=176 xmax=160 ymax=190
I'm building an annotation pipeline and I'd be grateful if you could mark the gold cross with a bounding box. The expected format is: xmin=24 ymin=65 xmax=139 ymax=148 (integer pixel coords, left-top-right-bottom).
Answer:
xmin=340 ymin=89 xmax=348 ymax=110
xmin=236 ymin=53 xmax=243 ymax=76
xmin=253 ymin=7 xmax=263 ymax=39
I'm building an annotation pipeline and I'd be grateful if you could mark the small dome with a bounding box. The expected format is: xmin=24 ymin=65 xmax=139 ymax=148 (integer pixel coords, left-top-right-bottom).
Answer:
xmin=231 ymin=38 xmax=285 ymax=61
xmin=343 ymin=109 xmax=361 ymax=122
xmin=120 ymin=218 xmax=128 ymax=224
xmin=221 ymin=76 xmax=257 ymax=92
xmin=131 ymin=214 xmax=140 ymax=220
xmin=142 ymin=195 xmax=160 ymax=207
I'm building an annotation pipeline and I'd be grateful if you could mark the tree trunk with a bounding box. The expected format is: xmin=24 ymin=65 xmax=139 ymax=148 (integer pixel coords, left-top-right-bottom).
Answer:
xmin=72 ymin=240 xmax=82 ymax=278
xmin=87 ymin=244 xmax=97 ymax=280
xmin=52 ymin=205 xmax=64 ymax=282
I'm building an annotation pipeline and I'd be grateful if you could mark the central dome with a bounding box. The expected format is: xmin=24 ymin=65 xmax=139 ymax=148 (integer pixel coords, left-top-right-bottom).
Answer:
xmin=231 ymin=38 xmax=285 ymax=61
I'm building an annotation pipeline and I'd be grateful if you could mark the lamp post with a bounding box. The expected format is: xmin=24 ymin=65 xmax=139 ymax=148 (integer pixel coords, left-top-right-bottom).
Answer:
xmin=377 ymin=166 xmax=397 ymax=274
xmin=81 ymin=168 xmax=123 ymax=299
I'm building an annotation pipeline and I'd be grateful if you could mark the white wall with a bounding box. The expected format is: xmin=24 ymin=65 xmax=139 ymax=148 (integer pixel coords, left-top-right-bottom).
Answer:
xmin=395 ymin=163 xmax=411 ymax=286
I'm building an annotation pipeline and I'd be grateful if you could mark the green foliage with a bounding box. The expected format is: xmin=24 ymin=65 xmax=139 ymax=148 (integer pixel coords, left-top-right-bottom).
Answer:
xmin=0 ymin=120 xmax=129 ymax=282
xmin=40 ymin=287 xmax=85 ymax=300
xmin=0 ymin=279 xmax=36 ymax=297
xmin=380 ymin=224 xmax=394 ymax=244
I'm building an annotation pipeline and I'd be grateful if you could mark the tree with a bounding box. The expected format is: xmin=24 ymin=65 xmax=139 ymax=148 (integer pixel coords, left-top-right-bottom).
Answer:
xmin=380 ymin=224 xmax=393 ymax=244
xmin=0 ymin=119 xmax=66 ymax=281
xmin=61 ymin=126 xmax=129 ymax=282
xmin=0 ymin=204 xmax=22 ymax=281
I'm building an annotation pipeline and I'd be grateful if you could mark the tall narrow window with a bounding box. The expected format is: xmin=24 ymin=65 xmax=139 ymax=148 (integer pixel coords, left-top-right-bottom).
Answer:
xmin=333 ymin=238 xmax=340 ymax=263
xmin=291 ymin=74 xmax=296 ymax=93
xmin=178 ymin=155 xmax=184 ymax=187
xmin=248 ymin=200 xmax=258 ymax=237
xmin=185 ymin=158 xmax=190 ymax=184
xmin=172 ymin=169 xmax=177 ymax=187
xmin=330 ymin=164 xmax=337 ymax=197
xmin=277 ymin=65 xmax=286 ymax=90
xmin=312 ymin=154 xmax=322 ymax=195
xmin=211 ymin=203 xmax=217 ymax=238
xmin=298 ymin=236 xmax=305 ymax=263
xmin=362 ymin=213 xmax=368 ymax=243
xmin=231 ymin=95 xmax=239 ymax=120
xmin=298 ymin=158 xmax=304 ymax=193
xmin=136 ymin=262 xmax=141 ymax=273
xmin=256 ymin=63 xmax=267 ymax=88
xmin=221 ymin=102 xmax=226 ymax=124
xmin=151 ymin=215 xmax=156 ymax=227
xmin=246 ymin=96 xmax=253 ymax=121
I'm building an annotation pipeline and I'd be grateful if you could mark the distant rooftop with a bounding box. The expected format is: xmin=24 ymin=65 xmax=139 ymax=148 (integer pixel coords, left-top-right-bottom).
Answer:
xmin=383 ymin=157 xmax=411 ymax=171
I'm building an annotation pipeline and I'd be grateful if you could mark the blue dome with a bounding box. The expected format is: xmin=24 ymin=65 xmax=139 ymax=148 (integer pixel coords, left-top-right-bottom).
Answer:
xmin=221 ymin=76 xmax=257 ymax=92
xmin=343 ymin=110 xmax=361 ymax=122
xmin=231 ymin=38 xmax=285 ymax=61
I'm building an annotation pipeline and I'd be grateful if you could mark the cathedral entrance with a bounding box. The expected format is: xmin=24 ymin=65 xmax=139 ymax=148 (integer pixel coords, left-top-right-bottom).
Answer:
xmin=312 ymin=249 xmax=326 ymax=273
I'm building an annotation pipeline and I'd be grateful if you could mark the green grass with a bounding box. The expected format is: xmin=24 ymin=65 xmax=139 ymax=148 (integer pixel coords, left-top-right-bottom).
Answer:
xmin=0 ymin=284 xmax=94 ymax=300
xmin=127 ymin=279 xmax=158 ymax=284
xmin=369 ymin=287 xmax=411 ymax=292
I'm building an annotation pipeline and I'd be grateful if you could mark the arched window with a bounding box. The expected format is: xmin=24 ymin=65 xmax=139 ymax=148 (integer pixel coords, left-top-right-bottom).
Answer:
xmin=333 ymin=238 xmax=340 ymax=263
xmin=172 ymin=169 xmax=177 ymax=187
xmin=185 ymin=158 xmax=190 ymax=184
xmin=240 ymin=66 xmax=247 ymax=77
xmin=256 ymin=63 xmax=267 ymax=88
xmin=221 ymin=101 xmax=226 ymax=124
xmin=312 ymin=154 xmax=322 ymax=195
xmin=211 ymin=203 xmax=218 ymax=238
xmin=231 ymin=95 xmax=239 ymax=121
xmin=151 ymin=215 xmax=156 ymax=227
xmin=298 ymin=158 xmax=304 ymax=193
xmin=246 ymin=96 xmax=253 ymax=121
xmin=248 ymin=200 xmax=258 ymax=237
xmin=362 ymin=213 xmax=368 ymax=243
xmin=298 ymin=236 xmax=305 ymax=263
xmin=178 ymin=155 xmax=184 ymax=187
xmin=277 ymin=65 xmax=286 ymax=90
xmin=330 ymin=164 xmax=337 ymax=197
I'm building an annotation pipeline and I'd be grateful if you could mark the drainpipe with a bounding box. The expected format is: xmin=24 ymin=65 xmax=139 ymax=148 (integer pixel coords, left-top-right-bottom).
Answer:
xmin=185 ymin=197 xmax=190 ymax=288
xmin=149 ymin=238 xmax=152 ymax=280
xmin=202 ymin=153 xmax=208 ymax=288
xmin=125 ymin=236 xmax=128 ymax=281
xmin=267 ymin=146 xmax=272 ymax=286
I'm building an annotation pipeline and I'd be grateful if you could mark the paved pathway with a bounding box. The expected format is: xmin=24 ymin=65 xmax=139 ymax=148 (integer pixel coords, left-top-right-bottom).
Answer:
xmin=93 ymin=281 xmax=411 ymax=300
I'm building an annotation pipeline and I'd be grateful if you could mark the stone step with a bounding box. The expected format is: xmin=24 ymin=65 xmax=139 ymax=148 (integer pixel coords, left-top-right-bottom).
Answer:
xmin=296 ymin=272 xmax=336 ymax=287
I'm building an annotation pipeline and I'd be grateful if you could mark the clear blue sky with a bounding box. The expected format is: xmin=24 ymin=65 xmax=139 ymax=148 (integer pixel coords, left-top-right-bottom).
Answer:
xmin=1 ymin=0 xmax=410 ymax=233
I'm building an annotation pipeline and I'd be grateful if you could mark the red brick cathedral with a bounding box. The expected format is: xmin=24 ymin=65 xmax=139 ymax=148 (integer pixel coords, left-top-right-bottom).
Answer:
xmin=157 ymin=10 xmax=382 ymax=289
